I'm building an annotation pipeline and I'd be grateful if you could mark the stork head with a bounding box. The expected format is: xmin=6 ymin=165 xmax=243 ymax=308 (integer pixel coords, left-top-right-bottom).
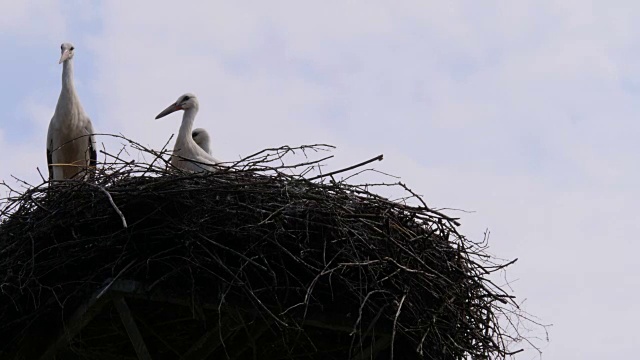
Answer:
xmin=59 ymin=42 xmax=75 ymax=64
xmin=155 ymin=93 xmax=199 ymax=119
xmin=192 ymin=128 xmax=209 ymax=142
xmin=192 ymin=128 xmax=211 ymax=151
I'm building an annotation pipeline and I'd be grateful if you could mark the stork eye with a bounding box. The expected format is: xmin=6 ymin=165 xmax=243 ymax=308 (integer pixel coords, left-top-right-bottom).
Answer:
xmin=183 ymin=96 xmax=191 ymax=102
xmin=70 ymin=46 xmax=75 ymax=51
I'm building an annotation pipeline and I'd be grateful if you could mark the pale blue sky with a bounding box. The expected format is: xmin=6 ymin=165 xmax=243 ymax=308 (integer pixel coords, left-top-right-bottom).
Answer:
xmin=3 ymin=1 xmax=640 ymax=358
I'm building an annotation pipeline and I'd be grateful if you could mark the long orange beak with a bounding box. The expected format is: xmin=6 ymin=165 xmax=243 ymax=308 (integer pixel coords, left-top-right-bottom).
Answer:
xmin=155 ymin=103 xmax=182 ymax=119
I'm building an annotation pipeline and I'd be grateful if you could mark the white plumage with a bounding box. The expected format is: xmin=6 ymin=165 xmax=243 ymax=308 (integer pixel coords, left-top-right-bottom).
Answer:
xmin=46 ymin=42 xmax=97 ymax=180
xmin=155 ymin=93 xmax=220 ymax=172
xmin=191 ymin=128 xmax=211 ymax=155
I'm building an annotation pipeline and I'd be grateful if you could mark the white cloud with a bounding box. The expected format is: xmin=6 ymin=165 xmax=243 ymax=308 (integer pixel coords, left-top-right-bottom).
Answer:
xmin=0 ymin=126 xmax=47 ymax=191
xmin=0 ymin=0 xmax=67 ymax=41
xmin=0 ymin=0 xmax=68 ymax=189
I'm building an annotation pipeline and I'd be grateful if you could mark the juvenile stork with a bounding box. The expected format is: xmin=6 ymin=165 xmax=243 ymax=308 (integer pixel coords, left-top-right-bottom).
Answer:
xmin=191 ymin=128 xmax=211 ymax=155
xmin=46 ymin=42 xmax=97 ymax=180
xmin=155 ymin=93 xmax=221 ymax=172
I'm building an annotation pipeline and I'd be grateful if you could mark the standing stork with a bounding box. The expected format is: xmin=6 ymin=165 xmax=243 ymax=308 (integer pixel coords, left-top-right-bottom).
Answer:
xmin=191 ymin=128 xmax=211 ymax=155
xmin=155 ymin=93 xmax=221 ymax=172
xmin=46 ymin=42 xmax=97 ymax=180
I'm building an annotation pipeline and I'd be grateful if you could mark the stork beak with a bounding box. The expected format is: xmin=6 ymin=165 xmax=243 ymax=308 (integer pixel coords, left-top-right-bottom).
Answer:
xmin=59 ymin=50 xmax=71 ymax=64
xmin=155 ymin=103 xmax=182 ymax=119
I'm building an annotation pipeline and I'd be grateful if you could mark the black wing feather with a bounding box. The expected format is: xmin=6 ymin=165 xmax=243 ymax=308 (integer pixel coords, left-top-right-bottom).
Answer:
xmin=88 ymin=135 xmax=97 ymax=168
xmin=46 ymin=144 xmax=53 ymax=181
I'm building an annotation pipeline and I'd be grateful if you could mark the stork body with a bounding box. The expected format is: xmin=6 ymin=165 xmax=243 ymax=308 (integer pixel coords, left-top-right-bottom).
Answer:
xmin=155 ymin=94 xmax=220 ymax=172
xmin=192 ymin=128 xmax=211 ymax=155
xmin=46 ymin=42 xmax=97 ymax=180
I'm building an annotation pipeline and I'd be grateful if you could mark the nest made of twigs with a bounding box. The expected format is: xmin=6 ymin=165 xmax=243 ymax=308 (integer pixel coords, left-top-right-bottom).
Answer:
xmin=0 ymin=135 xmax=540 ymax=359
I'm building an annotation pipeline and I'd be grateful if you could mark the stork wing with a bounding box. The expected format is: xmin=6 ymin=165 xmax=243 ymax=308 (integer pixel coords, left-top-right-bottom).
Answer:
xmin=46 ymin=119 xmax=54 ymax=180
xmin=46 ymin=148 xmax=53 ymax=180
xmin=84 ymin=117 xmax=97 ymax=170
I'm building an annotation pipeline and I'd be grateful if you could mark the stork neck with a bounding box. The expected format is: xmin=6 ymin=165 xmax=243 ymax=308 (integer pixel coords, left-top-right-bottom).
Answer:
xmin=61 ymin=59 xmax=76 ymax=92
xmin=177 ymin=107 xmax=199 ymax=147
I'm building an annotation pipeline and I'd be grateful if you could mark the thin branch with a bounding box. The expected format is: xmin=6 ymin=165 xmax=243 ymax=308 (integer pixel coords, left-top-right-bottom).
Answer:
xmin=307 ymin=154 xmax=384 ymax=181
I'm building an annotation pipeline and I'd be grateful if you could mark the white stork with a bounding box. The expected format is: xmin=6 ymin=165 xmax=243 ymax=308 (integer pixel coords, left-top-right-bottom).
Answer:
xmin=155 ymin=93 xmax=221 ymax=172
xmin=191 ymin=128 xmax=211 ymax=155
xmin=46 ymin=42 xmax=97 ymax=180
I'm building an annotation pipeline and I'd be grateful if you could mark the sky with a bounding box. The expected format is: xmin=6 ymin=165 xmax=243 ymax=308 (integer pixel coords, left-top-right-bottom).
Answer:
xmin=1 ymin=1 xmax=639 ymax=358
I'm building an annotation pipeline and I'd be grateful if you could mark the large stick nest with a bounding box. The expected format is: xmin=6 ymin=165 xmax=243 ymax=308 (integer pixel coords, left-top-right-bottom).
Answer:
xmin=0 ymin=136 xmax=538 ymax=359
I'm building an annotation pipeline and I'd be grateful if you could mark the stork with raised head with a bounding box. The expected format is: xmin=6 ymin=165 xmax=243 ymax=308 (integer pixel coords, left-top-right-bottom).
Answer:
xmin=155 ymin=93 xmax=221 ymax=172
xmin=46 ymin=42 xmax=97 ymax=180
xmin=191 ymin=128 xmax=211 ymax=155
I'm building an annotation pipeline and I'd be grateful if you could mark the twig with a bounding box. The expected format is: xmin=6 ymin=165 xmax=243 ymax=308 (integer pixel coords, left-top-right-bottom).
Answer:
xmin=96 ymin=259 xmax=137 ymax=299
xmin=390 ymin=291 xmax=408 ymax=360
xmin=307 ymin=154 xmax=383 ymax=181
xmin=86 ymin=183 xmax=128 ymax=228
